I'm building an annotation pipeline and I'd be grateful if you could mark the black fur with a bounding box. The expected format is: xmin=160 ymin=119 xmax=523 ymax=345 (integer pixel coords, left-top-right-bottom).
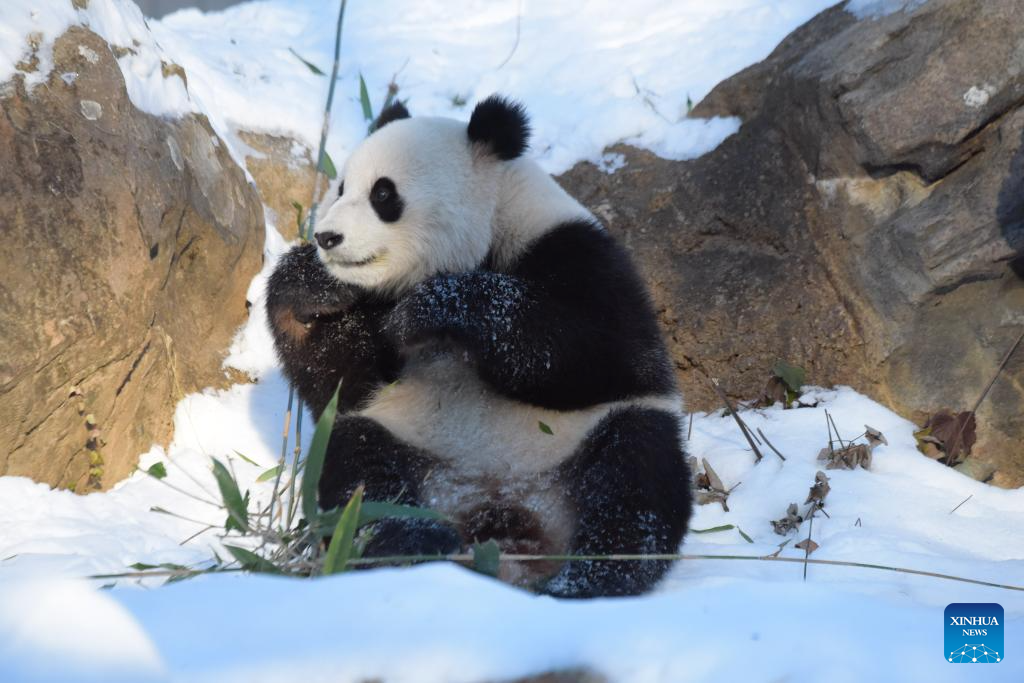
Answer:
xmin=384 ymin=219 xmax=676 ymax=410
xmin=265 ymin=244 xmax=400 ymax=416
xmin=544 ymin=407 xmax=692 ymax=598
xmin=467 ymin=95 xmax=531 ymax=160
xmin=372 ymin=100 xmax=411 ymax=132
xmin=369 ymin=177 xmax=403 ymax=223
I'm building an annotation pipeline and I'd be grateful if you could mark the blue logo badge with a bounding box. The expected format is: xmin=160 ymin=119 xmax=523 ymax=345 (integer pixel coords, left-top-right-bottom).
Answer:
xmin=945 ymin=603 xmax=1003 ymax=663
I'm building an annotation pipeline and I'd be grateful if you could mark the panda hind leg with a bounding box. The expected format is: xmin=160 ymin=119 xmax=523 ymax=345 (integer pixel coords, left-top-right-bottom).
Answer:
xmin=319 ymin=415 xmax=462 ymax=560
xmin=543 ymin=406 xmax=693 ymax=598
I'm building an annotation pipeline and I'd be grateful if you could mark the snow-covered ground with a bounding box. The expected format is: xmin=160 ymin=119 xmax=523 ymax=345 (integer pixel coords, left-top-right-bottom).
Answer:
xmin=1 ymin=0 xmax=1023 ymax=681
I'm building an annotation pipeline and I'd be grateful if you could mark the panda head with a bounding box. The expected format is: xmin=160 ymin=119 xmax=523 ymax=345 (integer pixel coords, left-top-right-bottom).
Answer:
xmin=314 ymin=96 xmax=531 ymax=295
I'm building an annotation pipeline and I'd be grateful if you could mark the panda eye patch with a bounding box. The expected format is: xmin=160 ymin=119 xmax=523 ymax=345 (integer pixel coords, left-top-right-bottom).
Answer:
xmin=369 ymin=176 xmax=403 ymax=223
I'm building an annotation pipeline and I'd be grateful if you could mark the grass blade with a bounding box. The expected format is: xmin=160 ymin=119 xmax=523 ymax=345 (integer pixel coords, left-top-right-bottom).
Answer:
xmin=224 ymin=545 xmax=281 ymax=574
xmin=302 ymin=382 xmax=342 ymax=528
xmin=319 ymin=151 xmax=338 ymax=180
xmin=211 ymin=458 xmax=248 ymax=532
xmin=287 ymin=47 xmax=325 ymax=75
xmin=358 ymin=73 xmax=373 ymax=122
xmin=323 ymin=485 xmax=363 ymax=575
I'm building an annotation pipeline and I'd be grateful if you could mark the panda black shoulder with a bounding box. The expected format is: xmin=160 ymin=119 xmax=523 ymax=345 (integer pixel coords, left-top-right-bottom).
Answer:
xmin=496 ymin=217 xmax=677 ymax=401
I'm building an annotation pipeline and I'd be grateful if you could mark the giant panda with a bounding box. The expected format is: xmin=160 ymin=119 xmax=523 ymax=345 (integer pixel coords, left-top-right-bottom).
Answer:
xmin=266 ymin=96 xmax=692 ymax=598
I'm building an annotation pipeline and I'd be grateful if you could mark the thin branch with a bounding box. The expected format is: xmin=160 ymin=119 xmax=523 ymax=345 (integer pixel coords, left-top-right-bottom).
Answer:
xmin=495 ymin=0 xmax=523 ymax=70
xmin=949 ymin=494 xmax=973 ymax=514
xmin=756 ymin=428 xmax=787 ymax=462
xmin=89 ymin=553 xmax=1024 ymax=592
xmin=947 ymin=326 xmax=1024 ymax=460
xmin=707 ymin=376 xmax=765 ymax=462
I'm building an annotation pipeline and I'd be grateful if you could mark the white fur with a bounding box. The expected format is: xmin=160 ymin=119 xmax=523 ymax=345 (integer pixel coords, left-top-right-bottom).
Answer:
xmin=360 ymin=350 xmax=683 ymax=477
xmin=315 ymin=118 xmax=499 ymax=296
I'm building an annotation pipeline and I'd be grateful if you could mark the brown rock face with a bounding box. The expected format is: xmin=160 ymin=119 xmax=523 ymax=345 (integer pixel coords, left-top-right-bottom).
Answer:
xmin=236 ymin=130 xmax=316 ymax=237
xmin=559 ymin=0 xmax=1024 ymax=486
xmin=0 ymin=27 xmax=264 ymax=490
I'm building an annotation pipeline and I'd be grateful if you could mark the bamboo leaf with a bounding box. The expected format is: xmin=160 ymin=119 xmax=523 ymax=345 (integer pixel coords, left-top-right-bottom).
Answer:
xmin=224 ymin=545 xmax=281 ymax=574
xmin=772 ymin=360 xmax=806 ymax=393
xmin=471 ymin=539 xmax=501 ymax=577
xmin=232 ymin=450 xmax=259 ymax=467
xmin=145 ymin=462 xmax=167 ymax=480
xmin=211 ymin=458 xmax=248 ymax=532
xmin=318 ymin=500 xmax=448 ymax=532
xmin=323 ymin=485 xmax=364 ymax=575
xmin=319 ymin=151 xmax=338 ymax=180
xmin=256 ymin=465 xmax=283 ymax=483
xmin=358 ymin=73 xmax=374 ymax=122
xmin=690 ymin=524 xmax=735 ymax=534
xmin=302 ymin=382 xmax=342 ymax=529
xmin=538 ymin=420 xmax=554 ymax=435
xmin=287 ymin=47 xmax=325 ymax=75
xmin=737 ymin=526 xmax=754 ymax=544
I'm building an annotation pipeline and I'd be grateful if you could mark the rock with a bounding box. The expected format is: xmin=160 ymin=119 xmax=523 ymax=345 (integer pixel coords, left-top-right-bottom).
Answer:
xmin=0 ymin=27 xmax=264 ymax=490
xmin=236 ymin=130 xmax=317 ymax=237
xmin=558 ymin=0 xmax=1024 ymax=486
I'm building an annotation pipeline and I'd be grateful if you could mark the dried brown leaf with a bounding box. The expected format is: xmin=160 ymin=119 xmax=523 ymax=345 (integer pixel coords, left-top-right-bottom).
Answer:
xmin=794 ymin=538 xmax=819 ymax=555
xmin=770 ymin=502 xmax=803 ymax=535
xmin=804 ymin=471 xmax=831 ymax=505
xmin=864 ymin=425 xmax=888 ymax=449
xmin=701 ymin=458 xmax=726 ymax=493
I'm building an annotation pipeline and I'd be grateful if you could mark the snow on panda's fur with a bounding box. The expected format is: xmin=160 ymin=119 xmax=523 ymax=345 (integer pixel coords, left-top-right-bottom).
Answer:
xmin=266 ymin=96 xmax=692 ymax=597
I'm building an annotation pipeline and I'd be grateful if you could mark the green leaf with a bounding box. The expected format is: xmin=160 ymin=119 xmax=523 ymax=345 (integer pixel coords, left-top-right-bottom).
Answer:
xmin=317 ymin=500 xmax=448 ymax=534
xmin=287 ymin=47 xmax=325 ymax=75
xmin=211 ymin=458 xmax=248 ymax=532
xmin=319 ymin=151 xmax=338 ymax=180
xmin=323 ymin=485 xmax=364 ymax=575
xmin=256 ymin=465 xmax=283 ymax=483
xmin=737 ymin=526 xmax=754 ymax=543
xmin=145 ymin=462 xmax=167 ymax=480
xmin=225 ymin=490 xmax=250 ymax=534
xmin=360 ymin=501 xmax=447 ymax=526
xmin=224 ymin=545 xmax=281 ymax=574
xmin=538 ymin=420 xmax=554 ymax=435
xmin=772 ymin=360 xmax=806 ymax=394
xmin=690 ymin=524 xmax=735 ymax=534
xmin=291 ymin=200 xmax=305 ymax=236
xmin=302 ymin=382 xmax=342 ymax=529
xmin=232 ymin=450 xmax=259 ymax=467
xmin=471 ymin=539 xmax=501 ymax=578
xmin=129 ymin=562 xmax=188 ymax=571
xmin=358 ymin=73 xmax=374 ymax=122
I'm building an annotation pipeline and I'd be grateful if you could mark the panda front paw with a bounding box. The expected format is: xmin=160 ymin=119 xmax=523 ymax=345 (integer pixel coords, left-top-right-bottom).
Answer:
xmin=267 ymin=244 xmax=363 ymax=324
xmin=383 ymin=276 xmax=467 ymax=350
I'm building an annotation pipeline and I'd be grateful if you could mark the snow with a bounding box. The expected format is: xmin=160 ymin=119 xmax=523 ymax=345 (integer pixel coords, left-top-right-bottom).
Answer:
xmin=2 ymin=0 xmax=1023 ymax=681
xmin=845 ymin=0 xmax=929 ymax=19
xmin=0 ymin=0 xmax=839 ymax=174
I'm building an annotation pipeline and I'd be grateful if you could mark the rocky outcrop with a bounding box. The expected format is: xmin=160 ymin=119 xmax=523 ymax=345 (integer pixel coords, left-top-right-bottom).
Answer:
xmin=0 ymin=27 xmax=264 ymax=490
xmin=236 ymin=130 xmax=316 ymax=236
xmin=559 ymin=0 xmax=1024 ymax=486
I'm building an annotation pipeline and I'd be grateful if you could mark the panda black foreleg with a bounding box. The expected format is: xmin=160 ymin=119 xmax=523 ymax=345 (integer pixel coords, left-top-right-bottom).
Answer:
xmin=319 ymin=415 xmax=462 ymax=559
xmin=543 ymin=406 xmax=692 ymax=598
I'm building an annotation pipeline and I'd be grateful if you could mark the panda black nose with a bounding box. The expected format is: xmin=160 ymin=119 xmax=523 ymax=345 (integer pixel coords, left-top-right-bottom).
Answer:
xmin=315 ymin=231 xmax=344 ymax=250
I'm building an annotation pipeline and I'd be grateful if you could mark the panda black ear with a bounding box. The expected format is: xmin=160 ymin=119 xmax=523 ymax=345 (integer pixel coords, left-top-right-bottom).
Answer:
xmin=468 ymin=95 xmax=530 ymax=160
xmin=372 ymin=100 xmax=411 ymax=132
